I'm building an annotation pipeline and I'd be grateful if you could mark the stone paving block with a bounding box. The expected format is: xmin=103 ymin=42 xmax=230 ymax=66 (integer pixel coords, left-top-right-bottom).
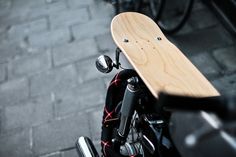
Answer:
xmin=31 ymin=0 xmax=67 ymax=19
xmin=1 ymin=0 xmax=65 ymax=34
xmin=0 ymin=0 xmax=12 ymax=20
xmin=213 ymin=46 xmax=236 ymax=73
xmin=0 ymin=29 xmax=6 ymax=39
xmin=0 ymin=129 xmax=32 ymax=157
xmin=28 ymin=28 xmax=71 ymax=48
xmin=0 ymin=64 xmax=6 ymax=83
xmin=53 ymin=38 xmax=98 ymax=66
xmin=40 ymin=151 xmax=62 ymax=157
xmin=88 ymin=1 xmax=114 ymax=20
xmin=76 ymin=56 xmax=118 ymax=83
xmin=93 ymin=140 xmax=102 ymax=156
xmin=212 ymin=74 xmax=236 ymax=93
xmin=190 ymin=52 xmax=222 ymax=80
xmin=88 ymin=108 xmax=103 ymax=141
xmin=76 ymin=57 xmax=104 ymax=83
xmin=12 ymin=0 xmax=45 ymax=8
xmin=0 ymin=78 xmax=29 ymax=106
xmin=30 ymin=64 xmax=77 ymax=97
xmin=171 ymin=26 xmax=234 ymax=56
xmin=189 ymin=8 xmax=218 ymax=30
xmin=0 ymin=106 xmax=3 ymax=133
xmin=0 ymin=0 xmax=67 ymax=30
xmin=72 ymin=18 xmax=111 ymax=41
xmin=8 ymin=17 xmax=48 ymax=40
xmin=8 ymin=51 xmax=51 ymax=78
xmin=95 ymin=32 xmax=116 ymax=52
xmin=54 ymin=79 xmax=105 ymax=117
xmin=45 ymin=0 xmax=65 ymax=4
xmin=44 ymin=0 xmax=67 ymax=9
xmin=32 ymin=112 xmax=90 ymax=155
xmin=1 ymin=1 xmax=44 ymax=27
xmin=10 ymin=0 xmax=67 ymax=21
xmin=62 ymin=149 xmax=78 ymax=157
xmin=67 ymin=0 xmax=94 ymax=8
xmin=49 ymin=8 xmax=89 ymax=29
xmin=4 ymin=95 xmax=53 ymax=131
xmin=0 ymin=0 xmax=12 ymax=9
xmin=0 ymin=27 xmax=6 ymax=36
xmin=0 ymin=40 xmax=27 ymax=63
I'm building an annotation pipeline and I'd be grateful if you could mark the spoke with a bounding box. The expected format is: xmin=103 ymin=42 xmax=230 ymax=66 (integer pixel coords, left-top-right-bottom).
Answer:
xmin=122 ymin=111 xmax=144 ymax=156
xmin=149 ymin=0 xmax=157 ymax=17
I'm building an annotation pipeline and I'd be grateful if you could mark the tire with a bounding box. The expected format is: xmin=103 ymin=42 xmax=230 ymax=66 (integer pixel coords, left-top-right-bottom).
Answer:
xmin=142 ymin=0 xmax=165 ymax=21
xmin=157 ymin=0 xmax=194 ymax=34
xmin=114 ymin=0 xmax=141 ymax=14
xmin=113 ymin=0 xmax=193 ymax=34
xmin=113 ymin=0 xmax=163 ymax=19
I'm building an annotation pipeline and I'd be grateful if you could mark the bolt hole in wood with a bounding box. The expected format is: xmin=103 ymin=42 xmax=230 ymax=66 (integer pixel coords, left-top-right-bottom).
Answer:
xmin=156 ymin=37 xmax=162 ymax=41
xmin=123 ymin=38 xmax=129 ymax=43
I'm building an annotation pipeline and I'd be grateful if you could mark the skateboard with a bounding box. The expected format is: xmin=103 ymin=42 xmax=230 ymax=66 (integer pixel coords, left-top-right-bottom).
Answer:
xmin=111 ymin=12 xmax=219 ymax=98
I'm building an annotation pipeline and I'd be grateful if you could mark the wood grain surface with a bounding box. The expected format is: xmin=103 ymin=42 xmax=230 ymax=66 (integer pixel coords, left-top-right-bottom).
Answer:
xmin=111 ymin=12 xmax=219 ymax=98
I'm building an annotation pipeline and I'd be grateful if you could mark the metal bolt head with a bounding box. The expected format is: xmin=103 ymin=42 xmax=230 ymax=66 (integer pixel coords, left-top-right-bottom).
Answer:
xmin=123 ymin=38 xmax=129 ymax=43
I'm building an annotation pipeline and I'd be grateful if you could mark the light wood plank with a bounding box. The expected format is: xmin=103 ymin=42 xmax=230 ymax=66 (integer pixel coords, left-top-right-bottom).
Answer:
xmin=111 ymin=12 xmax=219 ymax=98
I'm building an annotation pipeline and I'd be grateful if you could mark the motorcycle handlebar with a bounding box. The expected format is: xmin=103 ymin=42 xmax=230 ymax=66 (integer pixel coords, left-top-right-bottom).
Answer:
xmin=158 ymin=92 xmax=236 ymax=121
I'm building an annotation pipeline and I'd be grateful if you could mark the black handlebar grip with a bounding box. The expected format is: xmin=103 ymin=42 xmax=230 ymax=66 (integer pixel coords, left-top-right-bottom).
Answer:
xmin=158 ymin=92 xmax=236 ymax=121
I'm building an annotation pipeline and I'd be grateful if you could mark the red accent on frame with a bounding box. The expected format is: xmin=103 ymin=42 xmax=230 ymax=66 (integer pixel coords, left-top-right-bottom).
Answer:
xmin=101 ymin=140 xmax=111 ymax=156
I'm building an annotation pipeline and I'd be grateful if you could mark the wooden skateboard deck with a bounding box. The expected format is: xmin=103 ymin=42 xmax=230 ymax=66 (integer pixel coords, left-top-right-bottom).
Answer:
xmin=111 ymin=12 xmax=219 ymax=98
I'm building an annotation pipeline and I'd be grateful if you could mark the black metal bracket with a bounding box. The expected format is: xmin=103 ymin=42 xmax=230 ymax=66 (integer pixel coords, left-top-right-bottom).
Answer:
xmin=114 ymin=47 xmax=121 ymax=69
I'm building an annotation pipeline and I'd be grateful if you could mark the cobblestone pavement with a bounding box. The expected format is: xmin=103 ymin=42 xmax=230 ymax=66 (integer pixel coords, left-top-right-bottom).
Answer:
xmin=0 ymin=0 xmax=235 ymax=156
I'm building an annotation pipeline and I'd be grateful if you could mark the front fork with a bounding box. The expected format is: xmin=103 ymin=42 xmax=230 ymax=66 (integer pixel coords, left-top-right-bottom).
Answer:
xmin=112 ymin=76 xmax=176 ymax=156
xmin=113 ymin=76 xmax=140 ymax=150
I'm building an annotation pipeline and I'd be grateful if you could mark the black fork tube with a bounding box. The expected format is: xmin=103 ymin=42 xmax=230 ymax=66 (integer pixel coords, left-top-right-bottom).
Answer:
xmin=115 ymin=77 xmax=140 ymax=147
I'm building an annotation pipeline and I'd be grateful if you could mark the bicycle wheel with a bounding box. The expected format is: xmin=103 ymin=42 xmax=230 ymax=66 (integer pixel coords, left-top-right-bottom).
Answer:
xmin=157 ymin=0 xmax=194 ymax=34
xmin=114 ymin=0 xmax=141 ymax=14
xmin=140 ymin=0 xmax=164 ymax=21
